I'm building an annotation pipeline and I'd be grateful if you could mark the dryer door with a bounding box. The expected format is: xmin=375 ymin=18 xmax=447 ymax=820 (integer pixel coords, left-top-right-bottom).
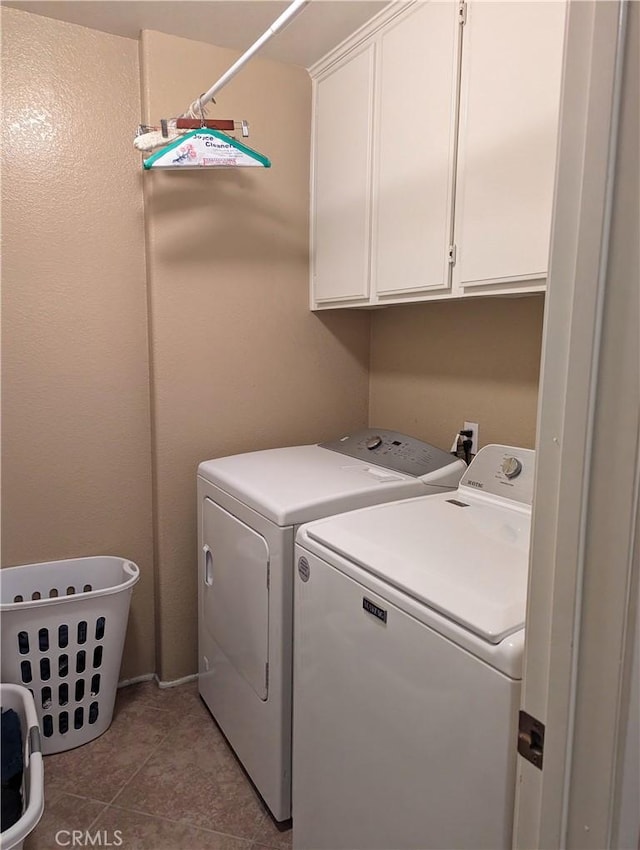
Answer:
xmin=202 ymin=497 xmax=270 ymax=700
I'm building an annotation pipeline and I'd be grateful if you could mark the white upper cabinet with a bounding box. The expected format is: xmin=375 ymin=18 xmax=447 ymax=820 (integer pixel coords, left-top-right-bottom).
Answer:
xmin=312 ymin=45 xmax=375 ymax=306
xmin=309 ymin=0 xmax=566 ymax=310
xmin=372 ymin=1 xmax=459 ymax=301
xmin=453 ymin=1 xmax=566 ymax=293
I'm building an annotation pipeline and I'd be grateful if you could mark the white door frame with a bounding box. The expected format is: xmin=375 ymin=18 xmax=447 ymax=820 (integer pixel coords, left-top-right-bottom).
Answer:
xmin=514 ymin=2 xmax=638 ymax=848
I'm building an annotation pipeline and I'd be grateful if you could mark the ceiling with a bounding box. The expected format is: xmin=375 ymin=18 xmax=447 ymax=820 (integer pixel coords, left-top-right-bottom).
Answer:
xmin=3 ymin=0 xmax=391 ymax=68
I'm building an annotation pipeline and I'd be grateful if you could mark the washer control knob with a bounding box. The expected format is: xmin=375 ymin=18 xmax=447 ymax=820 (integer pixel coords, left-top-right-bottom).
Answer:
xmin=365 ymin=435 xmax=383 ymax=450
xmin=501 ymin=456 xmax=523 ymax=479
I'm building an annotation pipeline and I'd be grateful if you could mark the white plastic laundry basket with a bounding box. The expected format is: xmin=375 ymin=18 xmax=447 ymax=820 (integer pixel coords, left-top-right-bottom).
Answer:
xmin=0 ymin=557 xmax=139 ymax=754
xmin=0 ymin=683 xmax=44 ymax=850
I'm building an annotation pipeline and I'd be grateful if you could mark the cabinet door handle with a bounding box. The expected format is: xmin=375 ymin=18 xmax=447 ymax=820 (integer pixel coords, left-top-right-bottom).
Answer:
xmin=203 ymin=545 xmax=214 ymax=586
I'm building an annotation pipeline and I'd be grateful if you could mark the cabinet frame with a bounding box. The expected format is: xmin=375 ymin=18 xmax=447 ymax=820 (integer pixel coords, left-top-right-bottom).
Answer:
xmin=309 ymin=0 xmax=565 ymax=311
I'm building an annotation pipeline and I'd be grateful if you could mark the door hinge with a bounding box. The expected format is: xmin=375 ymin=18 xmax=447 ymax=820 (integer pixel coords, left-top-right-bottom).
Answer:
xmin=458 ymin=1 xmax=467 ymax=26
xmin=518 ymin=710 xmax=545 ymax=770
xmin=448 ymin=244 xmax=457 ymax=265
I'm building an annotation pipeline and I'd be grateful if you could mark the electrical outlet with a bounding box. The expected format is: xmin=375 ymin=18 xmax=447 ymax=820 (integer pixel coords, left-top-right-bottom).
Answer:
xmin=463 ymin=421 xmax=479 ymax=456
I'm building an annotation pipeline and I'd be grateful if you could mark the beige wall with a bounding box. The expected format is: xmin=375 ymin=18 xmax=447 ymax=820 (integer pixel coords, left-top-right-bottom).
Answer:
xmin=1 ymin=8 xmax=155 ymax=679
xmin=139 ymin=31 xmax=370 ymax=680
xmin=369 ymin=295 xmax=545 ymax=451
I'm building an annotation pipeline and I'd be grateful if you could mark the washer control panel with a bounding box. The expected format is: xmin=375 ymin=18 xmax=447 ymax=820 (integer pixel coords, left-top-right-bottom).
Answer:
xmin=459 ymin=444 xmax=535 ymax=506
xmin=320 ymin=428 xmax=456 ymax=477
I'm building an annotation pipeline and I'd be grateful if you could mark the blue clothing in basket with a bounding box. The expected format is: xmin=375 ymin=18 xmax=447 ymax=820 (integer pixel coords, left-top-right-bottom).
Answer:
xmin=1 ymin=708 xmax=23 ymax=832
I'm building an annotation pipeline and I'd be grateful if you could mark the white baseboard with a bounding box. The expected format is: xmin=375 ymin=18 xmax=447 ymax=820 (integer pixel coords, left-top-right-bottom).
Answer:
xmin=117 ymin=672 xmax=198 ymax=689
xmin=155 ymin=672 xmax=198 ymax=689
xmin=117 ymin=672 xmax=155 ymax=688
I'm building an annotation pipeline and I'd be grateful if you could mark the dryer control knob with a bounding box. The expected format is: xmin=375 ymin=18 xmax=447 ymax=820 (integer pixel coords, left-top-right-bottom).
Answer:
xmin=365 ymin=435 xmax=383 ymax=450
xmin=501 ymin=456 xmax=523 ymax=479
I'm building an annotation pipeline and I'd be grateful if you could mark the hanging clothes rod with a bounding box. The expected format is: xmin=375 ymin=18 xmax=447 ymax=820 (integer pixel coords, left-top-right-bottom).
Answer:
xmin=183 ymin=0 xmax=311 ymax=117
xmin=135 ymin=0 xmax=309 ymax=157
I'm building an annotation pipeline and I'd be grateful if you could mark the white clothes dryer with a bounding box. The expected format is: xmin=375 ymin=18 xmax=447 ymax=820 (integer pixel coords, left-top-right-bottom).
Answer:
xmin=293 ymin=444 xmax=534 ymax=850
xmin=197 ymin=429 xmax=465 ymax=822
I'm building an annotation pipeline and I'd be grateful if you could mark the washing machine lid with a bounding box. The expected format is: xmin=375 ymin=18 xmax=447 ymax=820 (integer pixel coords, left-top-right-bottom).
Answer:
xmin=198 ymin=444 xmax=455 ymax=526
xmin=304 ymin=492 xmax=531 ymax=644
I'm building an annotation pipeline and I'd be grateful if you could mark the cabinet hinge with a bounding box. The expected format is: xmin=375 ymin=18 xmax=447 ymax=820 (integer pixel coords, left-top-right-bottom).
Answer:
xmin=458 ymin=1 xmax=467 ymax=26
xmin=448 ymin=244 xmax=457 ymax=265
xmin=518 ymin=710 xmax=545 ymax=770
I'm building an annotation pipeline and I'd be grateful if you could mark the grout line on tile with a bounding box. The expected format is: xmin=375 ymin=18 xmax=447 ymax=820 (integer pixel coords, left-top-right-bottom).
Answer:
xmin=82 ymin=801 xmax=110 ymax=834
xmin=106 ymin=800 xmax=257 ymax=842
xmin=58 ymin=792 xmax=114 ymax=807
xmin=249 ymin=817 xmax=293 ymax=848
xmin=117 ymin=685 xmax=207 ymax=718
xmin=248 ymin=842 xmax=289 ymax=850
xmin=115 ymin=700 xmax=177 ymax=718
xmin=105 ymin=727 xmax=174 ymax=806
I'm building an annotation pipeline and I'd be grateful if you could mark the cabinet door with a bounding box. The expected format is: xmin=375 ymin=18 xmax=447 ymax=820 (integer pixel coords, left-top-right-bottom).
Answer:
xmin=454 ymin=1 xmax=565 ymax=291
xmin=372 ymin=1 xmax=460 ymax=300
xmin=311 ymin=45 xmax=375 ymax=307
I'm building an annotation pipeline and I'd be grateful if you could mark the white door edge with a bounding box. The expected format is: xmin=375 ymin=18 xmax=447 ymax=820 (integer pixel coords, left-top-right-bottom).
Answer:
xmin=514 ymin=2 xmax=638 ymax=849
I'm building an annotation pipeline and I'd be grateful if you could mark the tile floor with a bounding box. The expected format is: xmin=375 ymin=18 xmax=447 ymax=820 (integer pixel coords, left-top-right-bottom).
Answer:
xmin=26 ymin=680 xmax=292 ymax=850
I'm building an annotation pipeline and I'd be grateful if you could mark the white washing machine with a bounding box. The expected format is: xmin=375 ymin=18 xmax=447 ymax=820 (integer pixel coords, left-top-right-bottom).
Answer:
xmin=293 ymin=444 xmax=535 ymax=850
xmin=197 ymin=429 xmax=465 ymax=822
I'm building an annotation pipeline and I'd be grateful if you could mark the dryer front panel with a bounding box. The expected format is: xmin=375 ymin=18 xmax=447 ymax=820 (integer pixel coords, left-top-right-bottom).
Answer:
xmin=202 ymin=497 xmax=269 ymax=700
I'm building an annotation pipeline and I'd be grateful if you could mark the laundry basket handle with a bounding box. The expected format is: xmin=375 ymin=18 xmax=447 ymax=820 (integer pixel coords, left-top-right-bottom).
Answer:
xmin=28 ymin=725 xmax=42 ymax=756
xmin=123 ymin=561 xmax=139 ymax=580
